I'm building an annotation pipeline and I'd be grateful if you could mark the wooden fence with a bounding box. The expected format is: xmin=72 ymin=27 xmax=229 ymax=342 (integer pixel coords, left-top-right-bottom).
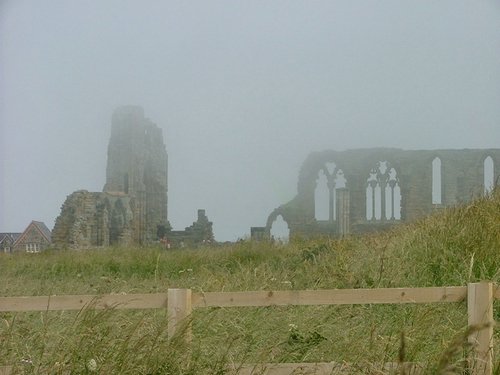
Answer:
xmin=0 ymin=282 xmax=498 ymax=374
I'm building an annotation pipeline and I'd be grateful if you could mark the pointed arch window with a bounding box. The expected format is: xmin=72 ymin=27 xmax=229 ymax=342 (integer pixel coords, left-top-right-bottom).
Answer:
xmin=432 ymin=157 xmax=442 ymax=204
xmin=314 ymin=170 xmax=329 ymax=221
xmin=484 ymin=156 xmax=494 ymax=194
xmin=366 ymin=161 xmax=401 ymax=221
xmin=314 ymin=162 xmax=347 ymax=221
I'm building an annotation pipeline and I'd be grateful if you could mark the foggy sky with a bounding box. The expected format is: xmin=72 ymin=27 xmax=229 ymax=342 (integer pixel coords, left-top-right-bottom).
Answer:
xmin=1 ymin=1 xmax=499 ymax=241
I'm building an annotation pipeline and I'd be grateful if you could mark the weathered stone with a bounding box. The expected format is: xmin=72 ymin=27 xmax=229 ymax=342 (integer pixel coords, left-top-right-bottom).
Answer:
xmin=165 ymin=209 xmax=214 ymax=248
xmin=52 ymin=190 xmax=133 ymax=248
xmin=258 ymin=148 xmax=500 ymax=240
xmin=103 ymin=105 xmax=169 ymax=243
xmin=53 ymin=106 xmax=214 ymax=249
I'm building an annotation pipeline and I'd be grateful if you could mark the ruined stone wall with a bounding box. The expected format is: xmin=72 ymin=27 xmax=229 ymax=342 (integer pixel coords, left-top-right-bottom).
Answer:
xmin=53 ymin=106 xmax=214 ymax=249
xmin=259 ymin=148 xmax=500 ymax=240
xmin=103 ymin=105 xmax=168 ymax=243
xmin=53 ymin=106 xmax=169 ymax=248
xmin=52 ymin=190 xmax=134 ymax=248
xmin=165 ymin=209 xmax=214 ymax=248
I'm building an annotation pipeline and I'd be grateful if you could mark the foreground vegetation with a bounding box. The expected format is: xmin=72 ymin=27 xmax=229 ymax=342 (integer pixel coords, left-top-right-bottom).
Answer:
xmin=1 ymin=190 xmax=499 ymax=374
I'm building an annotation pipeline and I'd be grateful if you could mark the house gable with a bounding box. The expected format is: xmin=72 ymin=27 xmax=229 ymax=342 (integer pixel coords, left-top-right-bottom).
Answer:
xmin=13 ymin=221 xmax=52 ymax=253
xmin=0 ymin=233 xmax=21 ymax=253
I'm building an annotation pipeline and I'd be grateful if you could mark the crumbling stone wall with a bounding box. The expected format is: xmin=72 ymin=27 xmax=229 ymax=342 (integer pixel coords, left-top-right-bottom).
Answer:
xmin=165 ymin=209 xmax=214 ymax=248
xmin=53 ymin=106 xmax=213 ymax=249
xmin=103 ymin=106 xmax=169 ymax=243
xmin=254 ymin=148 xmax=500 ymax=240
xmin=52 ymin=190 xmax=133 ymax=247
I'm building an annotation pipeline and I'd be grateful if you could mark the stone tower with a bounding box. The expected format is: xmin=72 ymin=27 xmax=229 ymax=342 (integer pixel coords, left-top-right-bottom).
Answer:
xmin=103 ymin=106 xmax=169 ymax=243
xmin=52 ymin=106 xmax=170 ymax=247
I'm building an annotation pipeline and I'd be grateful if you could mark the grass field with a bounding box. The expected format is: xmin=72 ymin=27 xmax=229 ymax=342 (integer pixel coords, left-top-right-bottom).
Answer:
xmin=1 ymin=190 xmax=499 ymax=374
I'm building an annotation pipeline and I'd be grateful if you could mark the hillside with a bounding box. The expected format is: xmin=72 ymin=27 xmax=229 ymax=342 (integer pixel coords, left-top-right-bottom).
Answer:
xmin=1 ymin=190 xmax=499 ymax=374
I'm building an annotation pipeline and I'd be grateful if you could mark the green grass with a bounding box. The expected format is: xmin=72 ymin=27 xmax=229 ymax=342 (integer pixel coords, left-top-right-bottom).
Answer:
xmin=1 ymin=190 xmax=499 ymax=373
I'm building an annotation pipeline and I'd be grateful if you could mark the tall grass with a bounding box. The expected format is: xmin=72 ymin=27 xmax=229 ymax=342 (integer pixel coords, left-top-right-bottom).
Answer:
xmin=1 ymin=190 xmax=499 ymax=373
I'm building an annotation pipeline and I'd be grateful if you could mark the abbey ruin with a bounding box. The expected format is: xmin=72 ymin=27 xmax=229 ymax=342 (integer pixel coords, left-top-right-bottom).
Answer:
xmin=52 ymin=106 xmax=498 ymax=247
xmin=52 ymin=106 xmax=213 ymax=248
xmin=253 ymin=148 xmax=500 ymax=240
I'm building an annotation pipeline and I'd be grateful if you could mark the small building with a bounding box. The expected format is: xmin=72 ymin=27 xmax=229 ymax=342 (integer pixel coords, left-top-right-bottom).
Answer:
xmin=0 ymin=233 xmax=21 ymax=253
xmin=11 ymin=221 xmax=52 ymax=253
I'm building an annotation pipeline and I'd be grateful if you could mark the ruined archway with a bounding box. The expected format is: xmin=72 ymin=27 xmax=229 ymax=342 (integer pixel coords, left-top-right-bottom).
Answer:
xmin=270 ymin=215 xmax=290 ymax=243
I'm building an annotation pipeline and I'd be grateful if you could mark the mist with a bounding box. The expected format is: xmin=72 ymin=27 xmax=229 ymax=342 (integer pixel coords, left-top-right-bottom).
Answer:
xmin=1 ymin=1 xmax=499 ymax=241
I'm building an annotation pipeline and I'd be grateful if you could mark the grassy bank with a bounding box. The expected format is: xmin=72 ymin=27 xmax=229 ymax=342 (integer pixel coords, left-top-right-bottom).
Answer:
xmin=1 ymin=191 xmax=499 ymax=373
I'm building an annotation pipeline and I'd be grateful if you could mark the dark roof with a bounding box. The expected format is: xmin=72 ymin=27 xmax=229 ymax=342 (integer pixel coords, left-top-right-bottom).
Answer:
xmin=0 ymin=233 xmax=22 ymax=244
xmin=13 ymin=221 xmax=52 ymax=246
xmin=32 ymin=221 xmax=52 ymax=242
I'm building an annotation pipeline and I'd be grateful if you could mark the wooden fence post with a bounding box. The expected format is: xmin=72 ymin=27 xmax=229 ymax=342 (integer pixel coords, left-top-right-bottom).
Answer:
xmin=167 ymin=288 xmax=192 ymax=342
xmin=467 ymin=282 xmax=494 ymax=375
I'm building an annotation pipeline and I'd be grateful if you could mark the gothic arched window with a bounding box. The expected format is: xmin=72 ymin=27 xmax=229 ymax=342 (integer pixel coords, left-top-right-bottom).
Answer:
xmin=314 ymin=170 xmax=329 ymax=221
xmin=314 ymin=162 xmax=348 ymax=221
xmin=366 ymin=161 xmax=401 ymax=221
xmin=432 ymin=157 xmax=442 ymax=204
xmin=484 ymin=156 xmax=494 ymax=194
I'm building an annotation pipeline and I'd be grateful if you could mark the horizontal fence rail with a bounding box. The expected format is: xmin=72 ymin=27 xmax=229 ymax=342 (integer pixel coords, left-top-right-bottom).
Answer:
xmin=0 ymin=283 xmax=498 ymax=375
xmin=192 ymin=286 xmax=468 ymax=308
xmin=0 ymin=286 xmax=473 ymax=312
xmin=0 ymin=293 xmax=168 ymax=312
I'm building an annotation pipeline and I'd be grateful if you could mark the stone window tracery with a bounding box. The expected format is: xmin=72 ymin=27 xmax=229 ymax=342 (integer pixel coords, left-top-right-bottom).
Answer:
xmin=366 ymin=161 xmax=401 ymax=221
xmin=314 ymin=162 xmax=347 ymax=221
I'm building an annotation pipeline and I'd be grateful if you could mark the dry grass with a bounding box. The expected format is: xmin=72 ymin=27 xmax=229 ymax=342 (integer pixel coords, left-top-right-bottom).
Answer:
xmin=1 ymin=190 xmax=499 ymax=373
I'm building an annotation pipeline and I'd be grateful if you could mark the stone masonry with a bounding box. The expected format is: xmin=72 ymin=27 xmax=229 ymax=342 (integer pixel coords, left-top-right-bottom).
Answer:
xmin=103 ymin=106 xmax=169 ymax=243
xmin=166 ymin=209 xmax=214 ymax=248
xmin=52 ymin=106 xmax=213 ymax=248
xmin=254 ymin=148 xmax=500 ymax=240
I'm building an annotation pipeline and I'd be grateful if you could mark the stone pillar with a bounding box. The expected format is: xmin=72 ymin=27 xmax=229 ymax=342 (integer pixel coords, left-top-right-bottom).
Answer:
xmin=336 ymin=188 xmax=350 ymax=236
